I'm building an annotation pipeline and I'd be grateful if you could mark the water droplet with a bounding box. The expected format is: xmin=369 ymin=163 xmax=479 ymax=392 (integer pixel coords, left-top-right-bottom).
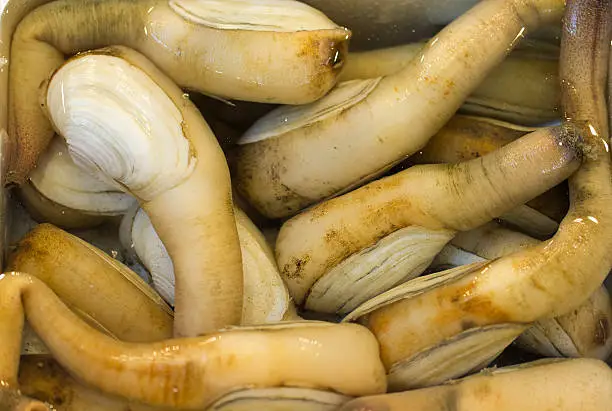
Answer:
xmin=111 ymin=250 xmax=118 ymax=259
xmin=182 ymin=93 xmax=190 ymax=100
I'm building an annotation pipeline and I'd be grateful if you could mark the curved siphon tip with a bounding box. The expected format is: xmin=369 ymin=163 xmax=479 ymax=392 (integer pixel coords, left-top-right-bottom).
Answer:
xmin=327 ymin=37 xmax=350 ymax=73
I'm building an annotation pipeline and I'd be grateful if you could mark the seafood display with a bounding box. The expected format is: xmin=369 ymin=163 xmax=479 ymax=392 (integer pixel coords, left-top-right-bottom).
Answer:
xmin=0 ymin=0 xmax=610 ymax=410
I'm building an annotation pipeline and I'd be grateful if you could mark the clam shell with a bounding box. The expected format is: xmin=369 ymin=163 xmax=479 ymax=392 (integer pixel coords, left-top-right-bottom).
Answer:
xmin=21 ymin=323 xmax=49 ymax=355
xmin=430 ymin=244 xmax=486 ymax=270
xmin=517 ymin=286 xmax=612 ymax=360
xmin=239 ymin=78 xmax=381 ymax=144
xmin=125 ymin=207 xmax=292 ymax=324
xmin=344 ymin=263 xmax=528 ymax=389
xmin=306 ymin=225 xmax=454 ymax=314
xmin=208 ymin=388 xmax=351 ymax=411
xmin=499 ymin=204 xmax=558 ymax=239
xmin=170 ymin=0 xmax=340 ymax=32
xmin=387 ymin=323 xmax=527 ymax=391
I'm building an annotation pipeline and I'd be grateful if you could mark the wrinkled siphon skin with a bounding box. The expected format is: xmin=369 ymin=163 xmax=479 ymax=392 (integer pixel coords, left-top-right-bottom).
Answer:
xmin=276 ymin=126 xmax=581 ymax=307
xmin=359 ymin=0 xmax=612 ymax=383
xmin=7 ymin=0 xmax=350 ymax=184
xmin=406 ymin=115 xmax=569 ymax=222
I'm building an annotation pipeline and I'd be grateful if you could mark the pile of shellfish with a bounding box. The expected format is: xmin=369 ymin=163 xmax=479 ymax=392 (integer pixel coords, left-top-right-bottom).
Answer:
xmin=0 ymin=0 xmax=611 ymax=410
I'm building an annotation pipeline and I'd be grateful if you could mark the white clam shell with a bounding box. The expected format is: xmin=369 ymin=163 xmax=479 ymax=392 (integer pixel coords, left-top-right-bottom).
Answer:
xmin=208 ymin=387 xmax=351 ymax=411
xmin=47 ymin=54 xmax=196 ymax=202
xmin=239 ymin=78 xmax=381 ymax=144
xmin=306 ymin=225 xmax=455 ymax=314
xmin=170 ymin=0 xmax=340 ymax=32
xmin=29 ymin=136 xmax=137 ymax=215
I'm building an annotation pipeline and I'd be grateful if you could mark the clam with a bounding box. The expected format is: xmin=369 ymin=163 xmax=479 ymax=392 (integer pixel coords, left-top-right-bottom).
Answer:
xmin=0 ymin=273 xmax=386 ymax=410
xmin=2 ymin=1 xmax=610 ymax=410
xmin=8 ymin=0 xmax=350 ymax=183
xmin=341 ymin=42 xmax=560 ymax=125
xmin=276 ymin=125 xmax=580 ymax=315
xmin=342 ymin=0 xmax=612 ymax=390
xmin=518 ymin=282 xmax=612 ymax=360
xmin=120 ymin=206 xmax=295 ymax=324
xmin=19 ymin=136 xmax=137 ymax=229
xmin=343 ymin=262 xmax=530 ymax=389
xmin=233 ymin=0 xmax=566 ymax=218
xmin=7 ymin=224 xmax=172 ymax=343
xmin=339 ymin=359 xmax=612 ymax=411
xmin=43 ymin=46 xmax=243 ymax=337
xmin=439 ymin=222 xmax=612 ymax=361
